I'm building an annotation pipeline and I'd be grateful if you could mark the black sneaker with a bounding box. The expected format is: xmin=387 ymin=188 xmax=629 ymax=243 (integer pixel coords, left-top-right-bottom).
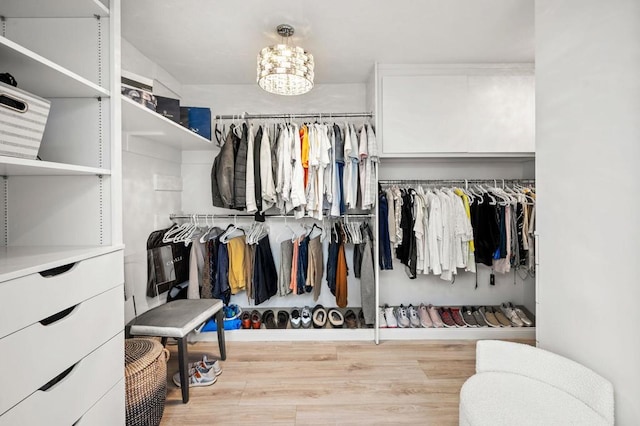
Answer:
xmin=461 ymin=306 xmax=478 ymax=327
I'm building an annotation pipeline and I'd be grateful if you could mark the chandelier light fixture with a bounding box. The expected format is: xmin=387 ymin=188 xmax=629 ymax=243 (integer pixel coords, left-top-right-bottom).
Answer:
xmin=257 ymin=24 xmax=314 ymax=96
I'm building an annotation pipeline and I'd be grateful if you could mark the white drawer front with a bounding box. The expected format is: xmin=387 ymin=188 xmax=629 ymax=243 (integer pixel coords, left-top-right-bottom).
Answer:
xmin=0 ymin=333 xmax=124 ymax=426
xmin=0 ymin=286 xmax=123 ymax=416
xmin=0 ymin=250 xmax=123 ymax=339
xmin=74 ymin=379 xmax=125 ymax=426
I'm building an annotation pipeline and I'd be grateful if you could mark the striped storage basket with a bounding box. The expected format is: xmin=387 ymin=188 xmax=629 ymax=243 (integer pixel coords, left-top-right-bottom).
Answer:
xmin=0 ymin=81 xmax=50 ymax=159
xmin=125 ymin=338 xmax=170 ymax=426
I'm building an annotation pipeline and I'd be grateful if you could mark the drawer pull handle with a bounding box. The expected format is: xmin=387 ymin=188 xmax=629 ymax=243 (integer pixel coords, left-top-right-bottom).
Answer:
xmin=40 ymin=305 xmax=78 ymax=325
xmin=39 ymin=364 xmax=76 ymax=392
xmin=0 ymin=93 xmax=28 ymax=113
xmin=39 ymin=262 xmax=77 ymax=277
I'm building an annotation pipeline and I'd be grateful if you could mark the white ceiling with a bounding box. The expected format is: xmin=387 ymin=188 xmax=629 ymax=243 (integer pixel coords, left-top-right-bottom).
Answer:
xmin=121 ymin=0 xmax=534 ymax=85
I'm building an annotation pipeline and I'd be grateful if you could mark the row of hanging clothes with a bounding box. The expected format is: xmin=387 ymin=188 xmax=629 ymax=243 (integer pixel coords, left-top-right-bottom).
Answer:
xmin=151 ymin=215 xmax=376 ymax=324
xmin=378 ymin=180 xmax=536 ymax=286
xmin=210 ymin=120 xmax=379 ymax=220
xmin=276 ymin=218 xmax=375 ymax=324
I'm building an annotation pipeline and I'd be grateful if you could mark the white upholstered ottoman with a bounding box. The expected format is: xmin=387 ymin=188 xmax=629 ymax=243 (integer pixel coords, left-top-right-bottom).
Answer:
xmin=459 ymin=340 xmax=614 ymax=426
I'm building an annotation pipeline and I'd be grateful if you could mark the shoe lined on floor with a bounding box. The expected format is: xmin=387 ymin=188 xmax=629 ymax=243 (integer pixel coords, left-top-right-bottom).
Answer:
xmin=301 ymin=306 xmax=312 ymax=328
xmin=290 ymin=308 xmax=301 ymax=329
xmin=427 ymin=304 xmax=444 ymax=328
xmin=188 ymin=355 xmax=222 ymax=376
xmin=480 ymin=306 xmax=501 ymax=327
xmin=418 ymin=304 xmax=433 ymax=328
xmin=450 ymin=307 xmax=466 ymax=327
xmin=172 ymin=368 xmax=217 ymax=388
xmin=508 ymin=302 xmax=533 ymax=326
xmin=328 ymin=309 xmax=345 ymax=328
xmin=395 ymin=305 xmax=411 ymax=328
xmin=472 ymin=307 xmax=488 ymax=327
xmin=407 ymin=304 xmax=421 ymax=328
xmin=250 ymin=310 xmax=262 ymax=329
xmin=344 ymin=310 xmax=358 ymax=329
xmin=241 ymin=311 xmax=251 ymax=329
xmin=312 ymin=305 xmax=327 ymax=328
xmin=438 ymin=307 xmax=457 ymax=328
xmin=493 ymin=307 xmax=512 ymax=327
xmin=277 ymin=310 xmax=290 ymax=329
xmin=384 ymin=304 xmax=398 ymax=328
xmin=263 ymin=310 xmax=277 ymax=329
xmin=500 ymin=303 xmax=524 ymax=327
xmin=358 ymin=309 xmax=367 ymax=328
xmin=461 ymin=306 xmax=478 ymax=327
xmin=379 ymin=307 xmax=388 ymax=328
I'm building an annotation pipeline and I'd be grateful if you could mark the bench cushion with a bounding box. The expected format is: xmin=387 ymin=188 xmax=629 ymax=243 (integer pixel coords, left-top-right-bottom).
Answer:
xmin=128 ymin=299 xmax=223 ymax=338
xmin=460 ymin=372 xmax=610 ymax=426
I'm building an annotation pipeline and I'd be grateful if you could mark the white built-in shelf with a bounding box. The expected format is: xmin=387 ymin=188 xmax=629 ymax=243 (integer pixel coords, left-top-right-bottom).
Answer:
xmin=0 ymin=0 xmax=109 ymax=18
xmin=122 ymin=97 xmax=214 ymax=150
xmin=0 ymin=245 xmax=123 ymax=283
xmin=379 ymin=326 xmax=536 ymax=340
xmin=191 ymin=327 xmax=375 ymax=343
xmin=0 ymin=36 xmax=109 ymax=98
xmin=0 ymin=156 xmax=110 ymax=176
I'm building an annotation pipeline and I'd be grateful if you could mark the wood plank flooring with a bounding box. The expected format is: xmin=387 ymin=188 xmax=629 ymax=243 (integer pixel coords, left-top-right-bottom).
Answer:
xmin=161 ymin=339 xmax=532 ymax=425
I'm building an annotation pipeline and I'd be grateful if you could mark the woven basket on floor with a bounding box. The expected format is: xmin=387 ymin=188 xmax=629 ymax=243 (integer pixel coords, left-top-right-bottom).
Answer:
xmin=125 ymin=338 xmax=170 ymax=426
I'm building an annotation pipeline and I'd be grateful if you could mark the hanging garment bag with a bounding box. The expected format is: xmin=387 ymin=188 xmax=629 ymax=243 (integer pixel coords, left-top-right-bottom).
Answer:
xmin=146 ymin=227 xmax=190 ymax=297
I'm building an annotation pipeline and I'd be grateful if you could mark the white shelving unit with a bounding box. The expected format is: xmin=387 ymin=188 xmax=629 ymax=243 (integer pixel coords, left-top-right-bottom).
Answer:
xmin=0 ymin=36 xmax=109 ymax=98
xmin=122 ymin=97 xmax=213 ymax=150
xmin=0 ymin=0 xmax=124 ymax=423
xmin=0 ymin=157 xmax=110 ymax=176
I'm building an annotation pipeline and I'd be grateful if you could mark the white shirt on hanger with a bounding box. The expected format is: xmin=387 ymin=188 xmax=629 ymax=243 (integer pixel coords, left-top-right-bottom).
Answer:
xmin=245 ymin=124 xmax=257 ymax=213
xmin=426 ymin=190 xmax=443 ymax=276
xmin=260 ymin=127 xmax=277 ymax=212
xmin=290 ymin=123 xmax=306 ymax=218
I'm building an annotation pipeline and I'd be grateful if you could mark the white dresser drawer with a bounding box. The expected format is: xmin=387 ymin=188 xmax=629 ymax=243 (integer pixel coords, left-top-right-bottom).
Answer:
xmin=74 ymin=378 xmax=125 ymax=426
xmin=0 ymin=286 xmax=123 ymax=416
xmin=0 ymin=333 xmax=124 ymax=426
xmin=0 ymin=250 xmax=123 ymax=339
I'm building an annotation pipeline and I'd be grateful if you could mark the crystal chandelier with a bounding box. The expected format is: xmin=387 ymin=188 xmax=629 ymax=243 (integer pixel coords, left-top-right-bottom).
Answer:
xmin=257 ymin=24 xmax=314 ymax=96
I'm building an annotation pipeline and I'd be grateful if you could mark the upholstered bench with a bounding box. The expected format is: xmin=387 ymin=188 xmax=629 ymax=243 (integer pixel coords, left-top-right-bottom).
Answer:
xmin=459 ymin=340 xmax=614 ymax=425
xmin=127 ymin=299 xmax=226 ymax=403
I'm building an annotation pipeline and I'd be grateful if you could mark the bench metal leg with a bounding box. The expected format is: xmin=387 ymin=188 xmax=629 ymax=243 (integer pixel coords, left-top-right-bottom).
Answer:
xmin=215 ymin=309 xmax=226 ymax=360
xmin=177 ymin=337 xmax=189 ymax=403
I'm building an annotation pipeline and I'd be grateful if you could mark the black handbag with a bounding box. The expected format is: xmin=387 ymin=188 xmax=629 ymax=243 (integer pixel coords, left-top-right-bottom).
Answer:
xmin=146 ymin=227 xmax=190 ymax=297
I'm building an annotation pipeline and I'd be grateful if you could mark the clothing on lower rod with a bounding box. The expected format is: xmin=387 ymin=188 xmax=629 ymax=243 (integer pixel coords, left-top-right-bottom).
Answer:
xmin=297 ymin=236 xmax=310 ymax=294
xmin=278 ymin=239 xmax=293 ymax=297
xmin=360 ymin=236 xmax=375 ymax=325
xmin=307 ymin=235 xmax=324 ymax=301
xmin=253 ymin=234 xmax=277 ymax=305
xmin=378 ymin=191 xmax=393 ymax=270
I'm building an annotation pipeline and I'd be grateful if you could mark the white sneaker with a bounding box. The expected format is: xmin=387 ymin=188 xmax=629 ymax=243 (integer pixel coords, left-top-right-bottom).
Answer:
xmin=384 ymin=305 xmax=398 ymax=328
xmin=508 ymin=302 xmax=533 ymax=326
xmin=500 ymin=302 xmax=524 ymax=327
xmin=378 ymin=307 xmax=388 ymax=328
xmin=188 ymin=355 xmax=222 ymax=376
xmin=394 ymin=305 xmax=411 ymax=328
xmin=407 ymin=305 xmax=421 ymax=328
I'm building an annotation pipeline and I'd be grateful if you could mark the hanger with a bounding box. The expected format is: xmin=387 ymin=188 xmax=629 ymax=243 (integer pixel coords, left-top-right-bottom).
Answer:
xmin=219 ymin=217 xmax=245 ymax=243
xmin=199 ymin=215 xmax=214 ymax=243
xmin=162 ymin=222 xmax=181 ymax=243
xmin=308 ymin=223 xmax=323 ymax=240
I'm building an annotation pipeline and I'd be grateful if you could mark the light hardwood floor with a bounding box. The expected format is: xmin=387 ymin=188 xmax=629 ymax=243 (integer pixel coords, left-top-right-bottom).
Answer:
xmin=161 ymin=339 xmax=532 ymax=425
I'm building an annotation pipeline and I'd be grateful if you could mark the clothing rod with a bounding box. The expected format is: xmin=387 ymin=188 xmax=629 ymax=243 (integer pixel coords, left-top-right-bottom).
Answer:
xmin=213 ymin=111 xmax=373 ymax=120
xmin=169 ymin=213 xmax=374 ymax=220
xmin=379 ymin=178 xmax=535 ymax=185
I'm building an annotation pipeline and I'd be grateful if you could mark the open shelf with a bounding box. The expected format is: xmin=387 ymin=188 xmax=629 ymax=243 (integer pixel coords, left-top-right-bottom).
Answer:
xmin=0 ymin=0 xmax=109 ymax=18
xmin=0 ymin=156 xmax=111 ymax=176
xmin=191 ymin=327 xmax=376 ymax=343
xmin=121 ymin=97 xmax=214 ymax=150
xmin=378 ymin=326 xmax=536 ymax=340
xmin=0 ymin=245 xmax=123 ymax=283
xmin=0 ymin=36 xmax=109 ymax=98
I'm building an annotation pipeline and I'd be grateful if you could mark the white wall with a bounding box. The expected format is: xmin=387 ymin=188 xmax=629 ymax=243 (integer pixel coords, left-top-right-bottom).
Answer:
xmin=536 ymin=0 xmax=640 ymax=423
xmin=121 ymin=38 xmax=185 ymax=320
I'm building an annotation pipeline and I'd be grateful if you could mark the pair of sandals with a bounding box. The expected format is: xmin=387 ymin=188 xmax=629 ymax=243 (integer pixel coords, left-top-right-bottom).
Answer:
xmin=262 ymin=310 xmax=290 ymax=329
xmin=310 ymin=305 xmax=347 ymax=328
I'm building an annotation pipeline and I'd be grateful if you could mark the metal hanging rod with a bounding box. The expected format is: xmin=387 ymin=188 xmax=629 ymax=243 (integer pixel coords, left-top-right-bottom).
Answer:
xmin=379 ymin=178 xmax=535 ymax=187
xmin=169 ymin=213 xmax=374 ymax=221
xmin=213 ymin=111 xmax=373 ymax=120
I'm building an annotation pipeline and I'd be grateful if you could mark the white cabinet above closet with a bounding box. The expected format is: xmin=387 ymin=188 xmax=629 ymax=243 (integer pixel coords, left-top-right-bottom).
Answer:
xmin=376 ymin=64 xmax=535 ymax=157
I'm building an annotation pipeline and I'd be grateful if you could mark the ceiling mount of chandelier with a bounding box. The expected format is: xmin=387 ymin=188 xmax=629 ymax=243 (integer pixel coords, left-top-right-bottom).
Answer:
xmin=257 ymin=24 xmax=314 ymax=96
